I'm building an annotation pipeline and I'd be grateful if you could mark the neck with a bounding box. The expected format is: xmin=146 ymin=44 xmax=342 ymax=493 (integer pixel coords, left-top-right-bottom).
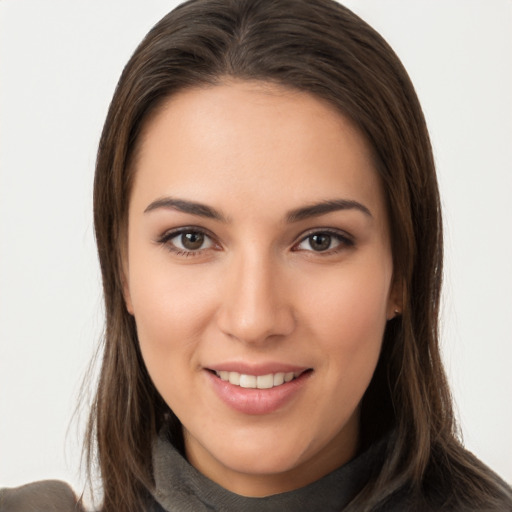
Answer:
xmin=184 ymin=412 xmax=360 ymax=497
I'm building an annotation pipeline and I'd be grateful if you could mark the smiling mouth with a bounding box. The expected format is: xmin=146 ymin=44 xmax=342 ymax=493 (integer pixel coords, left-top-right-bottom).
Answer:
xmin=211 ymin=369 xmax=311 ymax=389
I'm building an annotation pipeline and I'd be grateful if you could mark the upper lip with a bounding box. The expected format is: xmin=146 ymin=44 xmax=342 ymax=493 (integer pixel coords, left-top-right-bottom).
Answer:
xmin=206 ymin=362 xmax=311 ymax=376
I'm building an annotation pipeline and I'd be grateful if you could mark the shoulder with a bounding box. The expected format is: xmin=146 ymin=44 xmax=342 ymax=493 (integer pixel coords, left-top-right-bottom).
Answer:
xmin=378 ymin=485 xmax=512 ymax=512
xmin=427 ymin=446 xmax=512 ymax=511
xmin=374 ymin=442 xmax=512 ymax=512
xmin=410 ymin=446 xmax=512 ymax=512
xmin=0 ymin=480 xmax=84 ymax=512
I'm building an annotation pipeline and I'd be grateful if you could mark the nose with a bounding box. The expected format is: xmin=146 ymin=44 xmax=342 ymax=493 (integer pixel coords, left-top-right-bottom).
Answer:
xmin=216 ymin=250 xmax=296 ymax=345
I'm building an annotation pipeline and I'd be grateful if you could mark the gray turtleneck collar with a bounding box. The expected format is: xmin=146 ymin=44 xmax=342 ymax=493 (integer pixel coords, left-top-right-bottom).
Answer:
xmin=151 ymin=432 xmax=389 ymax=512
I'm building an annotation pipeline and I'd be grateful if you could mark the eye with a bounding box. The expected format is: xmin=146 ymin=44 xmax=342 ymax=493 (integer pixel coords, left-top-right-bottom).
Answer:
xmin=294 ymin=230 xmax=353 ymax=253
xmin=158 ymin=228 xmax=216 ymax=255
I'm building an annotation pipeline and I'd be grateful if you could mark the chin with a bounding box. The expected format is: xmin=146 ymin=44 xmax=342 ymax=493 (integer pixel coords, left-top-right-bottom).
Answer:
xmin=222 ymin=445 xmax=304 ymax=475
xmin=187 ymin=425 xmax=309 ymax=474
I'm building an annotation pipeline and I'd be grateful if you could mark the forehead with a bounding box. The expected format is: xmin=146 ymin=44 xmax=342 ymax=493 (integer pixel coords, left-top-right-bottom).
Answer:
xmin=131 ymin=81 xmax=386 ymax=221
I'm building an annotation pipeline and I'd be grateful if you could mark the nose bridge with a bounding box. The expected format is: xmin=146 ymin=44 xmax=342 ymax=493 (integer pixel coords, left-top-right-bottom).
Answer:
xmin=217 ymin=245 xmax=294 ymax=343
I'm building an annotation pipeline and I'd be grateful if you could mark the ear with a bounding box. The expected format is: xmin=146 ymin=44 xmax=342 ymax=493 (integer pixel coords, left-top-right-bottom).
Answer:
xmin=386 ymin=274 xmax=404 ymax=320
xmin=122 ymin=272 xmax=134 ymax=315
xmin=119 ymin=242 xmax=134 ymax=315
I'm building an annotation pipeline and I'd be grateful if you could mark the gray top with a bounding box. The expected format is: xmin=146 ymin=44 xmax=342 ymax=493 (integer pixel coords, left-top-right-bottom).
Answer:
xmin=3 ymin=432 xmax=511 ymax=511
xmin=0 ymin=479 xmax=84 ymax=512
xmin=150 ymin=431 xmax=392 ymax=512
xmin=0 ymin=435 xmax=394 ymax=512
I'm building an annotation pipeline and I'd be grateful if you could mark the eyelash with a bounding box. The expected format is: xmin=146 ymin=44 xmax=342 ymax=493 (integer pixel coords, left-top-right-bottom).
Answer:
xmin=157 ymin=227 xmax=218 ymax=258
xmin=156 ymin=227 xmax=354 ymax=257
xmin=293 ymin=228 xmax=355 ymax=254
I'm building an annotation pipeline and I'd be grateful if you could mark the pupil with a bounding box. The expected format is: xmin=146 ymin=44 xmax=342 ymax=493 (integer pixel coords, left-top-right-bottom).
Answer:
xmin=310 ymin=234 xmax=331 ymax=251
xmin=182 ymin=232 xmax=204 ymax=250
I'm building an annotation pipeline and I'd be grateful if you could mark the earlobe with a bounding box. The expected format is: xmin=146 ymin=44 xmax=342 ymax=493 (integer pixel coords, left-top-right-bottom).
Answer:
xmin=120 ymin=259 xmax=134 ymax=315
xmin=386 ymin=305 xmax=401 ymax=321
xmin=119 ymin=238 xmax=134 ymax=315
xmin=123 ymin=278 xmax=134 ymax=315
xmin=387 ymin=275 xmax=404 ymax=320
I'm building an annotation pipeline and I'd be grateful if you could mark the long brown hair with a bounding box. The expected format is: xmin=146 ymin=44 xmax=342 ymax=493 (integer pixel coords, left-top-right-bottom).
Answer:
xmin=87 ymin=1 xmax=510 ymax=510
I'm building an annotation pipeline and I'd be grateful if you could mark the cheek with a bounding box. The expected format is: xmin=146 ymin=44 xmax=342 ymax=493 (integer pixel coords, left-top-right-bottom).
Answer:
xmin=306 ymin=257 xmax=391 ymax=340
xmin=301 ymin=255 xmax=391 ymax=388
xmin=126 ymin=257 xmax=217 ymax=384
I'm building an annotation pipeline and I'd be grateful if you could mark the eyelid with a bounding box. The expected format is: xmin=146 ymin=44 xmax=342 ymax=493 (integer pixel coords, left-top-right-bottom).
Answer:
xmin=155 ymin=226 xmax=354 ymax=256
xmin=292 ymin=227 xmax=355 ymax=252
xmin=156 ymin=226 xmax=220 ymax=255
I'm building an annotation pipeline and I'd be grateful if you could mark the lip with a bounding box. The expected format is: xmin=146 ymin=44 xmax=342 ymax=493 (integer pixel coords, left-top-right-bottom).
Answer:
xmin=205 ymin=363 xmax=312 ymax=415
xmin=206 ymin=362 xmax=310 ymax=376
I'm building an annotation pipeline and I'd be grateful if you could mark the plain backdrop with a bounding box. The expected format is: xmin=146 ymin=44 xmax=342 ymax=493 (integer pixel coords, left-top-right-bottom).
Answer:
xmin=1 ymin=0 xmax=511 ymax=497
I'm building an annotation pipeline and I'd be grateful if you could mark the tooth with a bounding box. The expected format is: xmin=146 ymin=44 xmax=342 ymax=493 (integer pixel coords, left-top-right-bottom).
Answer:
xmin=228 ymin=372 xmax=240 ymax=385
xmin=219 ymin=370 xmax=301 ymax=388
xmin=273 ymin=373 xmax=285 ymax=386
xmin=284 ymin=372 xmax=294 ymax=382
xmin=239 ymin=374 xmax=257 ymax=388
xmin=256 ymin=374 xmax=274 ymax=389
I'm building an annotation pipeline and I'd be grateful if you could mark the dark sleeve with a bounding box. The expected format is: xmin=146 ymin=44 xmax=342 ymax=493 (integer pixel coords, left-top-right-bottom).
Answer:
xmin=0 ymin=480 xmax=84 ymax=512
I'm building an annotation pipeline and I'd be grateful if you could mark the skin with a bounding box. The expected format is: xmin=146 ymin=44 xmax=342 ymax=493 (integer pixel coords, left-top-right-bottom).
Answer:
xmin=123 ymin=81 xmax=399 ymax=497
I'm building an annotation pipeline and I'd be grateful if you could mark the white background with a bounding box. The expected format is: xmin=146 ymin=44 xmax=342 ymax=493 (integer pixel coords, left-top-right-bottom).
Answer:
xmin=1 ymin=0 xmax=511 ymax=498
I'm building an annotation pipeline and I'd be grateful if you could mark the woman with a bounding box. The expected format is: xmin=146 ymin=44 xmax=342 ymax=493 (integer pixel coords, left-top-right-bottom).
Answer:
xmin=1 ymin=1 xmax=511 ymax=511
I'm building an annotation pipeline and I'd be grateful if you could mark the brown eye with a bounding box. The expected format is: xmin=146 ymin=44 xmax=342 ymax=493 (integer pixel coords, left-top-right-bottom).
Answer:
xmin=161 ymin=229 xmax=215 ymax=254
xmin=295 ymin=230 xmax=353 ymax=253
xmin=181 ymin=232 xmax=205 ymax=250
xmin=308 ymin=233 xmax=332 ymax=251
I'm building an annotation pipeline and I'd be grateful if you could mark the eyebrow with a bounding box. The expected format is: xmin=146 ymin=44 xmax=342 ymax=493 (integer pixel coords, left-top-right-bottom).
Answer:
xmin=144 ymin=197 xmax=227 ymax=221
xmin=286 ymin=199 xmax=372 ymax=222
xmin=144 ymin=196 xmax=372 ymax=223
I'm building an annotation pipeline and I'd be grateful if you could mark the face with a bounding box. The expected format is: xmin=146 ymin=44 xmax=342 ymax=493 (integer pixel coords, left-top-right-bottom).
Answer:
xmin=124 ymin=81 xmax=397 ymax=496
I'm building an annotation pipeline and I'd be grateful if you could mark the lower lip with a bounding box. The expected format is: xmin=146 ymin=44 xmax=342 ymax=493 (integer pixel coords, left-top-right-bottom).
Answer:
xmin=206 ymin=370 xmax=312 ymax=415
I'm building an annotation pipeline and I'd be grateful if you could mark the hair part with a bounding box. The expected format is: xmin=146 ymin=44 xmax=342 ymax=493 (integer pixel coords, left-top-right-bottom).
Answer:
xmin=87 ymin=1 xmax=511 ymax=511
